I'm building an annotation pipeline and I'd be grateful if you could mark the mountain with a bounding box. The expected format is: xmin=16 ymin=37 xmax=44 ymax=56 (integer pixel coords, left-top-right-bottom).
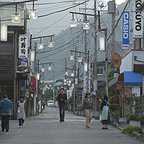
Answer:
xmin=38 ymin=1 xmax=134 ymax=81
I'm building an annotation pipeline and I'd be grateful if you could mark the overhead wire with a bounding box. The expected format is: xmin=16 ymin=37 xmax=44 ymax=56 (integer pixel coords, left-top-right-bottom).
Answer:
xmin=38 ymin=0 xmax=90 ymax=18
xmin=28 ymin=0 xmax=85 ymax=5
xmin=38 ymin=31 xmax=83 ymax=55
xmin=36 ymin=13 xmax=69 ymax=34
xmin=0 ymin=0 xmax=90 ymax=22
xmin=39 ymin=31 xmax=83 ymax=59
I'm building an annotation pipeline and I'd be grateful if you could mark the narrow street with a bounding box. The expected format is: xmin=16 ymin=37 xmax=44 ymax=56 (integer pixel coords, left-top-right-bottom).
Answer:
xmin=0 ymin=108 xmax=142 ymax=144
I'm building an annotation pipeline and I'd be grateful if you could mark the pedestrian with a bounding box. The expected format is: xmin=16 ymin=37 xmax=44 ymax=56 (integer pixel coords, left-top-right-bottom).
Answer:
xmin=100 ymin=95 xmax=109 ymax=129
xmin=17 ymin=97 xmax=25 ymax=128
xmin=56 ymin=88 xmax=67 ymax=122
xmin=83 ymin=93 xmax=93 ymax=128
xmin=0 ymin=94 xmax=13 ymax=132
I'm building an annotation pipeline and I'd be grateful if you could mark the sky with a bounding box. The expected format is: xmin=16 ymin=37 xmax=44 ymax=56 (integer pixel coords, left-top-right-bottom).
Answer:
xmin=28 ymin=0 xmax=126 ymax=36
xmin=115 ymin=0 xmax=126 ymax=5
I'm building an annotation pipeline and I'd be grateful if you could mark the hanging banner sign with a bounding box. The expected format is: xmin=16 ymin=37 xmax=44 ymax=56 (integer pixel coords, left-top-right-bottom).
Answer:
xmin=133 ymin=0 xmax=143 ymax=38
xmin=19 ymin=34 xmax=28 ymax=59
xmin=122 ymin=11 xmax=129 ymax=48
xmin=18 ymin=34 xmax=28 ymax=70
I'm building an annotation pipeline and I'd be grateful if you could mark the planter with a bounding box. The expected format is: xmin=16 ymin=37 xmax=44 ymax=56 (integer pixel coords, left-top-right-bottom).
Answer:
xmin=129 ymin=120 xmax=141 ymax=128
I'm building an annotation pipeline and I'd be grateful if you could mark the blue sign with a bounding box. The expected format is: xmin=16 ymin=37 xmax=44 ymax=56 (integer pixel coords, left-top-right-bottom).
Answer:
xmin=122 ymin=12 xmax=129 ymax=48
xmin=19 ymin=56 xmax=28 ymax=67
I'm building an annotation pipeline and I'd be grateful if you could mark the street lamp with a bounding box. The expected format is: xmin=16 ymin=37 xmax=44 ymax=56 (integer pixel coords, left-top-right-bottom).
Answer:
xmin=30 ymin=32 xmax=55 ymax=52
xmin=48 ymin=65 xmax=52 ymax=71
xmin=41 ymin=68 xmax=45 ymax=73
xmin=65 ymin=71 xmax=68 ymax=76
xmin=84 ymin=62 xmax=88 ymax=72
xmin=70 ymin=13 xmax=77 ymax=28
xmin=48 ymin=35 xmax=54 ymax=48
xmin=78 ymin=57 xmax=83 ymax=63
xmin=12 ymin=4 xmax=21 ymax=24
xmin=70 ymin=55 xmax=74 ymax=61
xmin=83 ymin=15 xmax=90 ymax=30
xmin=29 ymin=0 xmax=37 ymax=20
xmin=83 ymin=21 xmax=90 ymax=30
xmin=71 ymin=72 xmax=74 ymax=77
xmin=99 ymin=36 xmax=105 ymax=51
xmin=1 ymin=24 xmax=7 ymax=41
xmin=30 ymin=51 xmax=35 ymax=62
xmin=38 ymin=38 xmax=44 ymax=50
xmin=29 ymin=10 xmax=37 ymax=20
xmin=37 ymin=73 xmax=40 ymax=80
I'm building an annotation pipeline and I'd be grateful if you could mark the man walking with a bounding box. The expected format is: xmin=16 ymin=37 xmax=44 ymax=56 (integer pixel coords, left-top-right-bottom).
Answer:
xmin=57 ymin=88 xmax=67 ymax=122
xmin=0 ymin=95 xmax=13 ymax=132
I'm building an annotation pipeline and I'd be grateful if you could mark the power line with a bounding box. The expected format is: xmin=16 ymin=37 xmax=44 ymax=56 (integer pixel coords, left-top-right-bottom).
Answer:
xmin=38 ymin=0 xmax=90 ymax=18
xmin=36 ymin=30 xmax=82 ymax=53
xmin=39 ymin=32 xmax=83 ymax=59
xmin=29 ymin=1 xmax=82 ymax=5
xmin=0 ymin=0 xmax=90 ymax=22
xmin=36 ymin=13 xmax=69 ymax=34
xmin=0 ymin=0 xmax=37 ymax=7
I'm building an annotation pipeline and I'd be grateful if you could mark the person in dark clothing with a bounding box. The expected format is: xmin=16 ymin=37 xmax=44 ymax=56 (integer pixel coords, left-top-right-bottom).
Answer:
xmin=57 ymin=88 xmax=67 ymax=122
xmin=0 ymin=95 xmax=13 ymax=132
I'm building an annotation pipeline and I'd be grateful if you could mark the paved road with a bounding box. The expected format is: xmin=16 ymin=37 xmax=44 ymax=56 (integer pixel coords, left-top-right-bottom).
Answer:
xmin=0 ymin=107 xmax=143 ymax=144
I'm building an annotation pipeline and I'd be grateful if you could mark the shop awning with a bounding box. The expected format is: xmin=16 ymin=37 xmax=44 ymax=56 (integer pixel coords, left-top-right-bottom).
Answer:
xmin=124 ymin=71 xmax=143 ymax=86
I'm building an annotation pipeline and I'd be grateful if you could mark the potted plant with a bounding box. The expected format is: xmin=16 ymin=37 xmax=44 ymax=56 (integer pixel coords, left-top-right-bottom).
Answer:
xmin=128 ymin=115 xmax=141 ymax=128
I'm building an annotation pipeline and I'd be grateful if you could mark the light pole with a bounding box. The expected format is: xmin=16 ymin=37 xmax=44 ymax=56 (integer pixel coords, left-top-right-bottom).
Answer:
xmin=30 ymin=34 xmax=55 ymax=115
xmin=70 ymin=49 xmax=89 ymax=105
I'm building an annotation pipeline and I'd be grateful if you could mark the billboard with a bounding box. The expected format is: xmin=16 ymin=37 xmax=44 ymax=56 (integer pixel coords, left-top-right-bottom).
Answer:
xmin=122 ymin=11 xmax=129 ymax=48
xmin=133 ymin=0 xmax=143 ymax=38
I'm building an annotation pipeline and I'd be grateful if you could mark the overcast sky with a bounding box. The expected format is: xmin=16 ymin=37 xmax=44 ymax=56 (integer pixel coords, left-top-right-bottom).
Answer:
xmin=28 ymin=0 xmax=126 ymax=36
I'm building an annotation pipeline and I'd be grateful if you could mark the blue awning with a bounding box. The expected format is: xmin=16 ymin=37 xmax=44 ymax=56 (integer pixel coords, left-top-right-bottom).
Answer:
xmin=124 ymin=71 xmax=143 ymax=86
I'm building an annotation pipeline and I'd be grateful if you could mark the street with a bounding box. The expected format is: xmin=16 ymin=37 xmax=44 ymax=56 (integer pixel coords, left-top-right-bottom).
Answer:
xmin=0 ymin=108 xmax=142 ymax=144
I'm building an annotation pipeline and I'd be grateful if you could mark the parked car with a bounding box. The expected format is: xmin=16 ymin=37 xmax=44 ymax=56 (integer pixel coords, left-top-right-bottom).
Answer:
xmin=47 ymin=100 xmax=55 ymax=107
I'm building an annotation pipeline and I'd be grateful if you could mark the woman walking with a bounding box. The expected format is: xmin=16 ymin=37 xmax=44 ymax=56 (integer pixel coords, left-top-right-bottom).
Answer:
xmin=100 ymin=96 xmax=109 ymax=129
xmin=17 ymin=98 xmax=25 ymax=128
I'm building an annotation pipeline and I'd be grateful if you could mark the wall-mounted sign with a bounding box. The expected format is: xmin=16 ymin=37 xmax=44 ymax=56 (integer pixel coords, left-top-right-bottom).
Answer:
xmin=122 ymin=11 xmax=129 ymax=48
xmin=133 ymin=0 xmax=143 ymax=38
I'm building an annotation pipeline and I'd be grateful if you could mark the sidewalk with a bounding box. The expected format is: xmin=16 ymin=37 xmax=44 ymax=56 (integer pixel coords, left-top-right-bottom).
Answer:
xmin=0 ymin=108 xmax=143 ymax=144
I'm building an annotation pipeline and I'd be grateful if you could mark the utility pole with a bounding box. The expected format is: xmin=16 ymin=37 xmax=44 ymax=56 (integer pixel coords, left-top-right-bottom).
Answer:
xmin=92 ymin=0 xmax=98 ymax=115
xmin=112 ymin=0 xmax=116 ymax=51
xmin=73 ymin=46 xmax=77 ymax=113
xmin=93 ymin=0 xmax=97 ymax=95
xmin=104 ymin=29 xmax=108 ymax=98
xmin=83 ymin=3 xmax=88 ymax=97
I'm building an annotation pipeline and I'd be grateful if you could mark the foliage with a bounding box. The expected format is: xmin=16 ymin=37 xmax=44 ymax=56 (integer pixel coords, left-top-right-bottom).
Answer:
xmin=140 ymin=116 xmax=144 ymax=121
xmin=122 ymin=126 xmax=143 ymax=135
xmin=128 ymin=115 xmax=144 ymax=121
xmin=128 ymin=115 xmax=141 ymax=121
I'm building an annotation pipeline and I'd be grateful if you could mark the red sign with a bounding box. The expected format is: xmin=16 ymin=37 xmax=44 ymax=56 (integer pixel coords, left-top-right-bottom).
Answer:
xmin=31 ymin=76 xmax=36 ymax=92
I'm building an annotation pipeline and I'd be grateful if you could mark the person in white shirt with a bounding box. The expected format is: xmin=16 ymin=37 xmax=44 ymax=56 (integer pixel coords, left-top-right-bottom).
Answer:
xmin=17 ymin=98 xmax=25 ymax=128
